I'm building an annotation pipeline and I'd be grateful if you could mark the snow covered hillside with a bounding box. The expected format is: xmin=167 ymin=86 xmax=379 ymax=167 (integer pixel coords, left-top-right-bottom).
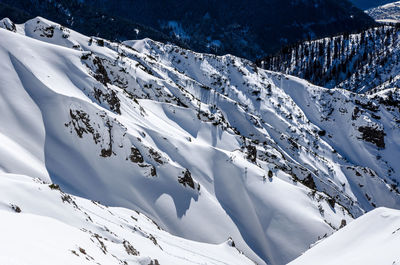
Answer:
xmin=289 ymin=207 xmax=400 ymax=265
xmin=0 ymin=17 xmax=400 ymax=265
xmin=0 ymin=173 xmax=253 ymax=265
xmin=366 ymin=1 xmax=400 ymax=23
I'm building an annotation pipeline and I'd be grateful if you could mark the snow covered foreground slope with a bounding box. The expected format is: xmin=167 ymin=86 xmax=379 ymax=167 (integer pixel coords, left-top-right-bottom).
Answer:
xmin=0 ymin=17 xmax=400 ymax=265
xmin=289 ymin=207 xmax=400 ymax=265
xmin=0 ymin=173 xmax=253 ymax=265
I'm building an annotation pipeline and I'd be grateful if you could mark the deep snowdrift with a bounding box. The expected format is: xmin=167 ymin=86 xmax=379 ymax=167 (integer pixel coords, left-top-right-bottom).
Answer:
xmin=0 ymin=17 xmax=399 ymax=265
xmin=0 ymin=173 xmax=253 ymax=265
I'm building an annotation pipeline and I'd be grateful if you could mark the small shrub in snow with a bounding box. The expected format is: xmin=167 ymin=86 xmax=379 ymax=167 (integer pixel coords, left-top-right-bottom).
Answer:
xmin=78 ymin=247 xmax=86 ymax=255
xmin=97 ymin=39 xmax=104 ymax=46
xmin=49 ymin=183 xmax=60 ymax=190
xmin=148 ymin=260 xmax=160 ymax=265
xmin=268 ymin=170 xmax=273 ymax=180
xmin=339 ymin=219 xmax=347 ymax=228
xmin=246 ymin=144 xmax=257 ymax=163
xmin=327 ymin=197 xmax=336 ymax=208
xmin=302 ymin=173 xmax=316 ymax=190
xmin=129 ymin=147 xmax=144 ymax=163
xmin=358 ymin=126 xmax=386 ymax=148
xmin=10 ymin=204 xmax=21 ymax=213
xmin=123 ymin=240 xmax=139 ymax=256
xmin=178 ymin=169 xmax=195 ymax=189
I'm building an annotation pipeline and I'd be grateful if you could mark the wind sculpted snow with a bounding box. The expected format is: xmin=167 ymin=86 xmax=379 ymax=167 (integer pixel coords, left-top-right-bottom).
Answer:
xmin=289 ymin=207 xmax=400 ymax=265
xmin=0 ymin=173 xmax=254 ymax=265
xmin=0 ymin=17 xmax=400 ymax=265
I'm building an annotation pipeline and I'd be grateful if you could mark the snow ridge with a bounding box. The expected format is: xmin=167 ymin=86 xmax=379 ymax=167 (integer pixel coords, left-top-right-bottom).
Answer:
xmin=0 ymin=17 xmax=400 ymax=265
xmin=289 ymin=207 xmax=400 ymax=265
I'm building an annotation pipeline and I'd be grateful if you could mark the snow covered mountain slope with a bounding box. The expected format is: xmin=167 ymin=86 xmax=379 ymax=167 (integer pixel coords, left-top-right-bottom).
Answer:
xmin=366 ymin=1 xmax=400 ymax=23
xmin=289 ymin=207 xmax=400 ymax=265
xmin=0 ymin=172 xmax=253 ymax=265
xmin=0 ymin=17 xmax=400 ymax=265
xmin=261 ymin=24 xmax=400 ymax=93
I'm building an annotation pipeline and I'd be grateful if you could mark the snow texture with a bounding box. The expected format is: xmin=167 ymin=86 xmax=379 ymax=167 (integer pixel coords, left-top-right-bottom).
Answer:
xmin=290 ymin=207 xmax=400 ymax=265
xmin=0 ymin=16 xmax=399 ymax=265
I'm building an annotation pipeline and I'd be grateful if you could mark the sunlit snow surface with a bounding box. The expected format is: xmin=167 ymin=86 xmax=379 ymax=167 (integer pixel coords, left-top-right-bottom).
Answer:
xmin=290 ymin=207 xmax=400 ymax=265
xmin=0 ymin=16 xmax=400 ymax=265
xmin=0 ymin=173 xmax=253 ymax=265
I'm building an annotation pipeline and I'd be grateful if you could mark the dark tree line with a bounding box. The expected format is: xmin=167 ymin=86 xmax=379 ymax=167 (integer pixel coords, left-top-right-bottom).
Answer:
xmin=259 ymin=24 xmax=400 ymax=91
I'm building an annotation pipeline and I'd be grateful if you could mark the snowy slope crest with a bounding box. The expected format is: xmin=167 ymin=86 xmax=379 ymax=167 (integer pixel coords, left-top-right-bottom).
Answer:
xmin=289 ymin=207 xmax=400 ymax=265
xmin=0 ymin=17 xmax=400 ymax=265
